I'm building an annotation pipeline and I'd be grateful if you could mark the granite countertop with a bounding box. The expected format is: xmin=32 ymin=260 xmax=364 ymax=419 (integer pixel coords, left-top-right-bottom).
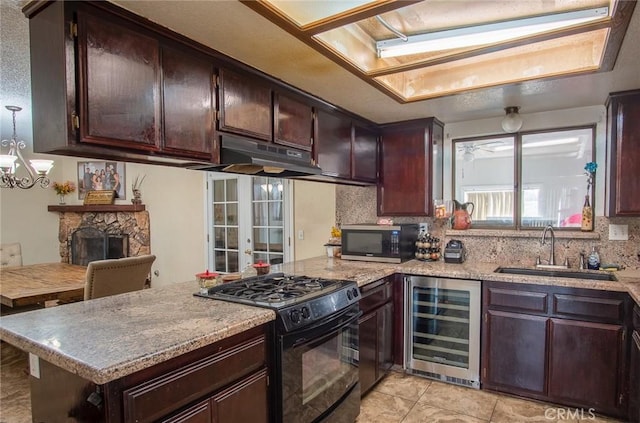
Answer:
xmin=273 ymin=257 xmax=640 ymax=304
xmin=0 ymin=280 xmax=275 ymax=384
xmin=1 ymin=257 xmax=638 ymax=386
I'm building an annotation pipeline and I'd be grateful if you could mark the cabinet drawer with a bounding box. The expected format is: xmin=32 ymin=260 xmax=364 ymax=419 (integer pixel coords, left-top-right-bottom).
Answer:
xmin=552 ymin=294 xmax=625 ymax=323
xmin=360 ymin=279 xmax=392 ymax=313
xmin=123 ymin=335 xmax=265 ymax=423
xmin=486 ymin=287 xmax=548 ymax=314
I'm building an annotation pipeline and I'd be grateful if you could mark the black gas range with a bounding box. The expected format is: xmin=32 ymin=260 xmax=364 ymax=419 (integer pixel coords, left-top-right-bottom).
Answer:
xmin=195 ymin=272 xmax=361 ymax=332
xmin=195 ymin=272 xmax=362 ymax=423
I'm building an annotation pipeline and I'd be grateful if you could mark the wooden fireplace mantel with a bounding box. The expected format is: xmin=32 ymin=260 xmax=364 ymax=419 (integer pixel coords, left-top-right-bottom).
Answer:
xmin=48 ymin=204 xmax=146 ymax=213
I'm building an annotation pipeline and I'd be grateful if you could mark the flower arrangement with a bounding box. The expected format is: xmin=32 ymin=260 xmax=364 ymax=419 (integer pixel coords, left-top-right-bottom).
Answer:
xmin=584 ymin=162 xmax=597 ymax=193
xmin=52 ymin=180 xmax=76 ymax=195
xmin=328 ymin=225 xmax=342 ymax=246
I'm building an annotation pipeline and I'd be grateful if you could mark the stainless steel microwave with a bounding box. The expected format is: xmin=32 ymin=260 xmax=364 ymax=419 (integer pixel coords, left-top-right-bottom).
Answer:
xmin=340 ymin=224 xmax=419 ymax=263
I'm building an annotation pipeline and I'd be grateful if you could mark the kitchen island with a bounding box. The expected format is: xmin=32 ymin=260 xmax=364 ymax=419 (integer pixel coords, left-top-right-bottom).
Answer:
xmin=1 ymin=257 xmax=639 ymax=422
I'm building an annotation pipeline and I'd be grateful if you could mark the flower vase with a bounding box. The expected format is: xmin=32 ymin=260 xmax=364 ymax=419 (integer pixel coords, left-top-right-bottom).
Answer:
xmin=581 ymin=194 xmax=593 ymax=232
xmin=58 ymin=194 xmax=66 ymax=205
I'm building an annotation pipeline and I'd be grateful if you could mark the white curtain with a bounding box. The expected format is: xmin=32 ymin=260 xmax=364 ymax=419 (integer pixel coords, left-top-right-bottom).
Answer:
xmin=466 ymin=191 xmax=513 ymax=221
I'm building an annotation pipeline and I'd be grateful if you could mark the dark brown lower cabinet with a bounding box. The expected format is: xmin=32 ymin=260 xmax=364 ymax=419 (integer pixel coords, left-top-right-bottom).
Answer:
xmin=630 ymin=305 xmax=640 ymax=423
xmin=161 ymin=369 xmax=268 ymax=423
xmin=359 ymin=277 xmax=394 ymax=395
xmin=482 ymin=281 xmax=632 ymax=420
xmin=30 ymin=324 xmax=270 ymax=423
xmin=548 ymin=319 xmax=624 ymax=412
xmin=484 ymin=310 xmax=547 ymax=395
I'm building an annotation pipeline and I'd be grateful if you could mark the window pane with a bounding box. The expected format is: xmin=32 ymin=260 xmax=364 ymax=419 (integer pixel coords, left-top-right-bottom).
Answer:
xmin=214 ymin=227 xmax=225 ymax=248
xmin=454 ymin=137 xmax=514 ymax=226
xmin=269 ymin=228 xmax=284 ymax=252
xmin=213 ymin=204 xmax=225 ymax=225
xmin=254 ymin=228 xmax=268 ymax=253
xmin=213 ymin=180 xmax=225 ymax=202
xmin=254 ymin=177 xmax=269 ymax=201
xmin=226 ymin=179 xmax=237 ymax=202
xmin=521 ymin=128 xmax=593 ymax=228
xmin=227 ymin=203 xmax=238 ymax=225
xmin=253 ymin=203 xmax=268 ymax=226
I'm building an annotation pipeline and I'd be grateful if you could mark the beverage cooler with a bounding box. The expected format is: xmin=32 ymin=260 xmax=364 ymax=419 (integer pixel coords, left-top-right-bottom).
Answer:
xmin=404 ymin=276 xmax=481 ymax=388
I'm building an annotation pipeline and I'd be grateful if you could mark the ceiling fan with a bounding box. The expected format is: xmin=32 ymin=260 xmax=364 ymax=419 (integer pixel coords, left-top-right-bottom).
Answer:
xmin=457 ymin=142 xmax=500 ymax=162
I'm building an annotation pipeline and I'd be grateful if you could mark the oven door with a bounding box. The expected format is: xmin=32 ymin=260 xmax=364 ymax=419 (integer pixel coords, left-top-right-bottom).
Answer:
xmin=278 ymin=304 xmax=361 ymax=423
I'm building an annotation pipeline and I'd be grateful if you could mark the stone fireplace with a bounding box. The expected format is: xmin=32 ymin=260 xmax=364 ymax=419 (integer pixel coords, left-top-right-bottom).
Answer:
xmin=49 ymin=205 xmax=150 ymax=264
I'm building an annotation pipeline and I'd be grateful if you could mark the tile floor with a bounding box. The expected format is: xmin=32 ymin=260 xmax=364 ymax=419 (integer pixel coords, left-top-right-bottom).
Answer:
xmin=358 ymin=370 xmax=624 ymax=423
xmin=0 ymin=343 xmax=626 ymax=423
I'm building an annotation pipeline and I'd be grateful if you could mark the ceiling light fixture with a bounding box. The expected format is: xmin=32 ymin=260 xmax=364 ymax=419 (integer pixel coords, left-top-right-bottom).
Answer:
xmin=376 ymin=7 xmax=608 ymax=58
xmin=501 ymin=106 xmax=523 ymax=133
xmin=1 ymin=105 xmax=54 ymax=189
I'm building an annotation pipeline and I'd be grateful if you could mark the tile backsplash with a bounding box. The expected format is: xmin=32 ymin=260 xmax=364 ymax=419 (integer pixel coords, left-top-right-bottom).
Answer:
xmin=336 ymin=185 xmax=640 ymax=270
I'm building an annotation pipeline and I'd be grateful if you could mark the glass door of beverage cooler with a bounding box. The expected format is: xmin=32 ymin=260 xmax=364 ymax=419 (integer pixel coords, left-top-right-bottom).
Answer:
xmin=405 ymin=276 xmax=481 ymax=388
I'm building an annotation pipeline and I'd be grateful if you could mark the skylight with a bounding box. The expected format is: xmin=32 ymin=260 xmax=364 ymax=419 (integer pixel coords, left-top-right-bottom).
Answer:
xmin=242 ymin=0 xmax=634 ymax=103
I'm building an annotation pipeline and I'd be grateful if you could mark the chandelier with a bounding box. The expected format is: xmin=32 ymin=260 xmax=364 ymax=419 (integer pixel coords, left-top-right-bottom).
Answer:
xmin=0 ymin=105 xmax=54 ymax=189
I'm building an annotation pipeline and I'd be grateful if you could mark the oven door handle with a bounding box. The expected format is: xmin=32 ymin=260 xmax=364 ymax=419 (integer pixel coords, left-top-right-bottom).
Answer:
xmin=287 ymin=306 xmax=362 ymax=349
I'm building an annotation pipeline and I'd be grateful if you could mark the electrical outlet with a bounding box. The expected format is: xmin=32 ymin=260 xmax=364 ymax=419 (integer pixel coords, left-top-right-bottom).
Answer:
xmin=29 ymin=353 xmax=40 ymax=379
xmin=608 ymin=224 xmax=628 ymax=241
xmin=297 ymin=229 xmax=304 ymax=240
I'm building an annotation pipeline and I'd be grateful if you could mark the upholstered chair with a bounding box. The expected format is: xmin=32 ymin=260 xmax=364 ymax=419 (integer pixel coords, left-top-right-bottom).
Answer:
xmin=84 ymin=255 xmax=156 ymax=300
xmin=0 ymin=243 xmax=23 ymax=267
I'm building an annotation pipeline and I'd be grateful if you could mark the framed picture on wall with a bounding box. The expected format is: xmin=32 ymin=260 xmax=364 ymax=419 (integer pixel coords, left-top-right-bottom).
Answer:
xmin=77 ymin=161 xmax=126 ymax=200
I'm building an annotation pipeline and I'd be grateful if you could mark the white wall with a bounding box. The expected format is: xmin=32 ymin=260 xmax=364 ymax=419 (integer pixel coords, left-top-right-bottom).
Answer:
xmin=293 ymin=180 xmax=336 ymax=260
xmin=444 ymin=106 xmax=608 ymax=214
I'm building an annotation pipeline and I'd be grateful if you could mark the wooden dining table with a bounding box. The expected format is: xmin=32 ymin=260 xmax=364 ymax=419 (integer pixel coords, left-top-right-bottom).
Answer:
xmin=0 ymin=263 xmax=86 ymax=308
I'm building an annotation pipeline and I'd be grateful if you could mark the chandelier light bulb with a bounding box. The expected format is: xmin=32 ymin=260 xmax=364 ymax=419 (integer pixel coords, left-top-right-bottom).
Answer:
xmin=501 ymin=106 xmax=523 ymax=133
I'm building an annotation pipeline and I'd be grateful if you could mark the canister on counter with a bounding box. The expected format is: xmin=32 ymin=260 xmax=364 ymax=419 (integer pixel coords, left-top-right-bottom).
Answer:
xmin=196 ymin=270 xmax=219 ymax=294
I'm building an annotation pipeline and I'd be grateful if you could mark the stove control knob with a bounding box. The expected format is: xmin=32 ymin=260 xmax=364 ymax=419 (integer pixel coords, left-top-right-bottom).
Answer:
xmin=347 ymin=290 xmax=353 ymax=300
xmin=289 ymin=309 xmax=301 ymax=324
xmin=352 ymin=288 xmax=359 ymax=298
xmin=301 ymin=306 xmax=311 ymax=319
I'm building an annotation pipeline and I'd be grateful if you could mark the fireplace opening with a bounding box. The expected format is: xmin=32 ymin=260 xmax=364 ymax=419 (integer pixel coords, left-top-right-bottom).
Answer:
xmin=71 ymin=227 xmax=129 ymax=266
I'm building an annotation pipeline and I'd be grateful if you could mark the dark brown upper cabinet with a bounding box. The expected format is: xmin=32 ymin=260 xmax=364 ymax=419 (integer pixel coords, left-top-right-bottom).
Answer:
xmin=274 ymin=92 xmax=313 ymax=151
xmin=606 ymin=89 xmax=640 ymax=216
xmin=162 ymin=45 xmax=216 ymax=159
xmin=219 ymin=68 xmax=272 ymax=142
xmin=377 ymin=118 xmax=444 ymax=216
xmin=352 ymin=122 xmax=378 ymax=183
xmin=78 ymin=10 xmax=161 ymax=150
xmin=26 ymin=1 xmax=217 ymax=164
xmin=315 ymin=108 xmax=353 ymax=179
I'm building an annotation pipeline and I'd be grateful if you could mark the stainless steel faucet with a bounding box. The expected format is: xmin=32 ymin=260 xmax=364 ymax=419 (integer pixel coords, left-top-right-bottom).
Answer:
xmin=540 ymin=225 xmax=556 ymax=266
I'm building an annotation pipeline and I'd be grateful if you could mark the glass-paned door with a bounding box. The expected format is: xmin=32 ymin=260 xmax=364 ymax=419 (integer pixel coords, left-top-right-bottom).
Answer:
xmin=207 ymin=173 xmax=291 ymax=273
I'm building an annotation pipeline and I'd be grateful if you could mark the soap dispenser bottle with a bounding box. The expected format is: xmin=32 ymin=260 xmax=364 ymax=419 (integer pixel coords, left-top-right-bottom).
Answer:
xmin=587 ymin=246 xmax=600 ymax=270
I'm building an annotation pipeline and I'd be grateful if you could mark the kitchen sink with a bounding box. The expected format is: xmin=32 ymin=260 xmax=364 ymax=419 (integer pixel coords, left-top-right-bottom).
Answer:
xmin=494 ymin=267 xmax=617 ymax=281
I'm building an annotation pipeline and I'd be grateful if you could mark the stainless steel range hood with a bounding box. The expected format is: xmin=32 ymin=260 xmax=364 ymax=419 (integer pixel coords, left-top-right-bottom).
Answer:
xmin=189 ymin=134 xmax=323 ymax=178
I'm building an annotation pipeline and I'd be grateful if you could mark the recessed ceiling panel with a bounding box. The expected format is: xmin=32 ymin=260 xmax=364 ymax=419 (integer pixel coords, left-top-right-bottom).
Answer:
xmin=249 ymin=0 xmax=630 ymax=103
xmin=374 ymin=29 xmax=609 ymax=100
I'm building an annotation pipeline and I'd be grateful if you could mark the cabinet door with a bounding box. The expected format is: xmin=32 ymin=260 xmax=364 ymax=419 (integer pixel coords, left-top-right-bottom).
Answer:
xmin=377 ymin=301 xmax=394 ymax=375
xmin=548 ymin=318 xmax=625 ymax=415
xmin=162 ymin=46 xmax=215 ymax=159
xmin=359 ymin=311 xmax=378 ymax=395
xmin=607 ymin=90 xmax=640 ymax=216
xmin=78 ymin=11 xmax=161 ymax=149
xmin=315 ymin=109 xmax=352 ymax=179
xmin=378 ymin=125 xmax=430 ymax=216
xmin=211 ymin=369 xmax=269 ymax=423
xmin=352 ymin=123 xmax=378 ymax=183
xmin=219 ymin=68 xmax=272 ymax=141
xmin=483 ymin=310 xmax=547 ymax=395
xmin=162 ymin=400 xmax=211 ymax=423
xmin=630 ymin=331 xmax=640 ymax=423
xmin=274 ymin=93 xmax=313 ymax=150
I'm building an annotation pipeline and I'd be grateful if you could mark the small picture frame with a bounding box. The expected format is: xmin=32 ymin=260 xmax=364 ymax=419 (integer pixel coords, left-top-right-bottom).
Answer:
xmin=83 ymin=190 xmax=116 ymax=205
xmin=77 ymin=161 xmax=126 ymax=200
